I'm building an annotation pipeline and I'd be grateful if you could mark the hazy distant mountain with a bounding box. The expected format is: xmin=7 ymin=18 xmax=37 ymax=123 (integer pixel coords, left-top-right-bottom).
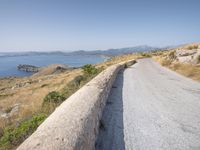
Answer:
xmin=0 ymin=45 xmax=158 ymax=57
xmin=69 ymin=45 xmax=158 ymax=56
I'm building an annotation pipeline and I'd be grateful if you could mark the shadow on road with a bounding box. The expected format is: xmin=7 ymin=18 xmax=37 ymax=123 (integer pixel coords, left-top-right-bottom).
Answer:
xmin=95 ymin=69 xmax=125 ymax=150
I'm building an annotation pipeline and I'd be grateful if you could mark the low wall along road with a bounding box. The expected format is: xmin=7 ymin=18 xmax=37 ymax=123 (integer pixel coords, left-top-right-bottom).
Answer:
xmin=17 ymin=60 xmax=136 ymax=150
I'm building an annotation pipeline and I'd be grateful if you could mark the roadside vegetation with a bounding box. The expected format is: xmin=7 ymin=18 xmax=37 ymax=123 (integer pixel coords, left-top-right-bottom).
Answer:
xmin=0 ymin=114 xmax=46 ymax=149
xmin=141 ymin=52 xmax=152 ymax=58
xmin=0 ymin=64 xmax=103 ymax=149
xmin=42 ymin=64 xmax=103 ymax=114
xmin=186 ymin=45 xmax=199 ymax=50
xmin=158 ymin=58 xmax=200 ymax=81
xmin=152 ymin=43 xmax=200 ymax=82
xmin=198 ymin=55 xmax=200 ymax=63
xmin=0 ymin=53 xmax=147 ymax=149
xmin=2 ymin=43 xmax=199 ymax=149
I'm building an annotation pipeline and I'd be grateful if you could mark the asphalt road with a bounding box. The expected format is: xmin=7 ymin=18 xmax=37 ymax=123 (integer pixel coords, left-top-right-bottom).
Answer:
xmin=96 ymin=58 xmax=200 ymax=150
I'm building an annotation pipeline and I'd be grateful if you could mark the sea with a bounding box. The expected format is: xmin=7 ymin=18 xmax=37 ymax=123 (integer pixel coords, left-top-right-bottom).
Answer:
xmin=0 ymin=53 xmax=107 ymax=77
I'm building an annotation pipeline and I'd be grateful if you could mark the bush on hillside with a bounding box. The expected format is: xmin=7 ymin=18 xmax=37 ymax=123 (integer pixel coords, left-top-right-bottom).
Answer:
xmin=0 ymin=113 xmax=47 ymax=149
xmin=197 ymin=55 xmax=200 ymax=63
xmin=68 ymin=75 xmax=84 ymax=87
xmin=43 ymin=91 xmax=65 ymax=104
xmin=82 ymin=64 xmax=98 ymax=76
xmin=42 ymin=66 xmax=103 ymax=113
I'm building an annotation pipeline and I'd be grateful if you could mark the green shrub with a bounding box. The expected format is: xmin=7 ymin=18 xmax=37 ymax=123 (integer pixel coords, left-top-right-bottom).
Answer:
xmin=68 ymin=75 xmax=84 ymax=87
xmin=43 ymin=66 xmax=102 ymax=113
xmin=42 ymin=76 xmax=85 ymax=113
xmin=43 ymin=91 xmax=66 ymax=104
xmin=0 ymin=113 xmax=46 ymax=149
xmin=61 ymin=75 xmax=85 ymax=97
xmin=82 ymin=64 xmax=98 ymax=76
xmin=197 ymin=55 xmax=200 ymax=63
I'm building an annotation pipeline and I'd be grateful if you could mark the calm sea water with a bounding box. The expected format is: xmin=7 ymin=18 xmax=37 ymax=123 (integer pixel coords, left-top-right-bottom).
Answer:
xmin=0 ymin=54 xmax=106 ymax=77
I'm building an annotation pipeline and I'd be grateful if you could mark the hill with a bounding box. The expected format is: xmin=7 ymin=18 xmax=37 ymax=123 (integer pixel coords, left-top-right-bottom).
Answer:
xmin=153 ymin=42 xmax=200 ymax=81
xmin=0 ymin=45 xmax=158 ymax=57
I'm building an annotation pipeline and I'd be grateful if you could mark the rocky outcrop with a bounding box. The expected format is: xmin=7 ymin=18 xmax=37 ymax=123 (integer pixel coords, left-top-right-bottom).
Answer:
xmin=175 ymin=49 xmax=200 ymax=64
xmin=170 ymin=43 xmax=200 ymax=64
xmin=17 ymin=64 xmax=40 ymax=72
xmin=32 ymin=64 xmax=73 ymax=76
xmin=17 ymin=60 xmax=136 ymax=150
xmin=17 ymin=64 xmax=74 ymax=76
xmin=0 ymin=103 xmax=20 ymax=119
xmin=53 ymin=65 xmax=73 ymax=73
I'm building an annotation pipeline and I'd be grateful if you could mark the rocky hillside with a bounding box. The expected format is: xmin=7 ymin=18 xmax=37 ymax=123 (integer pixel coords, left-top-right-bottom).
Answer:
xmin=172 ymin=43 xmax=200 ymax=64
xmin=153 ymin=43 xmax=200 ymax=81
xmin=33 ymin=64 xmax=74 ymax=76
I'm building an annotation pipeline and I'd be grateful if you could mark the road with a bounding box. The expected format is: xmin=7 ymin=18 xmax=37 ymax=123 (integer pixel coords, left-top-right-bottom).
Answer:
xmin=96 ymin=58 xmax=200 ymax=150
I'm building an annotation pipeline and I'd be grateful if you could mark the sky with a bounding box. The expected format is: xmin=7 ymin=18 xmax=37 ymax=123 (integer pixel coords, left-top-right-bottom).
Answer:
xmin=0 ymin=0 xmax=200 ymax=52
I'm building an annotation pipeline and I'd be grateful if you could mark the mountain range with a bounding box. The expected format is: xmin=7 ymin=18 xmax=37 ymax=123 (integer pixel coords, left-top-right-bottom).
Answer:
xmin=0 ymin=45 xmax=160 ymax=57
xmin=69 ymin=45 xmax=158 ymax=56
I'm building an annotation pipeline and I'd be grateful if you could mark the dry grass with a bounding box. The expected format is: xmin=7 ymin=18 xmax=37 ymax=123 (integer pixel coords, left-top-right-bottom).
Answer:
xmin=96 ymin=53 xmax=143 ymax=68
xmin=154 ymin=55 xmax=200 ymax=82
xmin=153 ymin=43 xmax=200 ymax=82
xmin=0 ymin=69 xmax=82 ymax=129
xmin=186 ymin=45 xmax=199 ymax=50
xmin=0 ymin=53 xmax=142 ymax=132
xmin=171 ymin=62 xmax=200 ymax=81
xmin=0 ymin=65 xmax=102 ymax=149
xmin=175 ymin=43 xmax=200 ymax=51
xmin=0 ymin=52 xmax=149 ymax=149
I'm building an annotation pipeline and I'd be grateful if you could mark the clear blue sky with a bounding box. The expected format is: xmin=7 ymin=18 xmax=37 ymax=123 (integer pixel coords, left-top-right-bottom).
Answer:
xmin=0 ymin=0 xmax=200 ymax=52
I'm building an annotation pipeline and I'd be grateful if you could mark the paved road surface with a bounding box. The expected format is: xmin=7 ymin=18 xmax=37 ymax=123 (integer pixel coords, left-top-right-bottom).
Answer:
xmin=96 ymin=58 xmax=200 ymax=150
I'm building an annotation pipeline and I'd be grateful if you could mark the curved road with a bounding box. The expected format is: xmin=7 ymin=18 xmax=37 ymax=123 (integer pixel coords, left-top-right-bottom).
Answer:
xmin=96 ymin=58 xmax=200 ymax=150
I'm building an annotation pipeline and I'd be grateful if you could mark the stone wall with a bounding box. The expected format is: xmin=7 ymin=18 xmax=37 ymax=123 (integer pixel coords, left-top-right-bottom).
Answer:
xmin=17 ymin=60 xmax=136 ymax=150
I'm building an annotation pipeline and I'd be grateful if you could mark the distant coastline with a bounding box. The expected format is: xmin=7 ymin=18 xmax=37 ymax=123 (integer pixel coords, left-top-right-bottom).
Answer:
xmin=0 ymin=45 xmax=157 ymax=57
xmin=0 ymin=45 xmax=157 ymax=77
xmin=0 ymin=53 xmax=107 ymax=77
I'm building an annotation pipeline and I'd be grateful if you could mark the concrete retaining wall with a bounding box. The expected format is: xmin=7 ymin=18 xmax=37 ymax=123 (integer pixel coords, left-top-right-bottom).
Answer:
xmin=17 ymin=60 xmax=136 ymax=150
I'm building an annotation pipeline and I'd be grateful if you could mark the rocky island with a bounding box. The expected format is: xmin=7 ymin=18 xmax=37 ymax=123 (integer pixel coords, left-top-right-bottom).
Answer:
xmin=17 ymin=64 xmax=40 ymax=72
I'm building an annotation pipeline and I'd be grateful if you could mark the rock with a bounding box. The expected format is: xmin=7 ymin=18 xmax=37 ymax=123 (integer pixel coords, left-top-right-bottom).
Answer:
xmin=0 ymin=112 xmax=9 ymax=119
xmin=176 ymin=49 xmax=197 ymax=57
xmin=17 ymin=64 xmax=40 ymax=72
xmin=175 ymin=49 xmax=200 ymax=64
xmin=54 ymin=65 xmax=69 ymax=73
xmin=33 ymin=64 xmax=72 ymax=76
xmin=9 ymin=104 xmax=20 ymax=116
xmin=0 ymin=103 xmax=20 ymax=119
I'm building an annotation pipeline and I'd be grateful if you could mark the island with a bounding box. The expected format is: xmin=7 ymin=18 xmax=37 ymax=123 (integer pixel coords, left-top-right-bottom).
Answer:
xmin=17 ymin=64 xmax=40 ymax=72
